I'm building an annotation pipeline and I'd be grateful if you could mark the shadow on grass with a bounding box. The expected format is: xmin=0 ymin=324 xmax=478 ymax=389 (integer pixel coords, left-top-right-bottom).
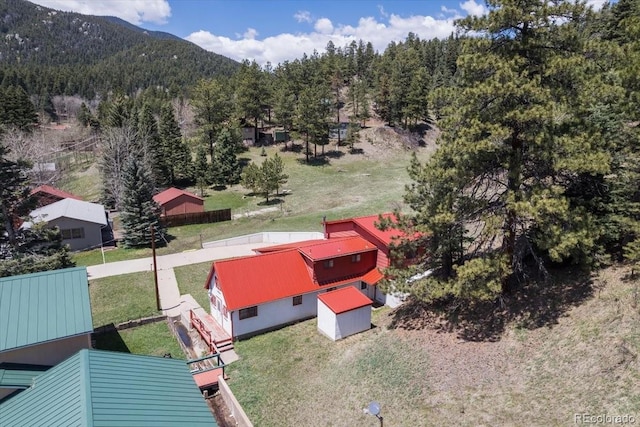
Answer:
xmin=324 ymin=150 xmax=344 ymax=159
xmin=349 ymin=148 xmax=365 ymax=155
xmin=257 ymin=198 xmax=285 ymax=207
xmin=93 ymin=326 xmax=131 ymax=353
xmin=282 ymin=143 xmax=303 ymax=153
xmin=296 ymin=157 xmax=330 ymax=166
xmin=388 ymin=266 xmax=596 ymax=342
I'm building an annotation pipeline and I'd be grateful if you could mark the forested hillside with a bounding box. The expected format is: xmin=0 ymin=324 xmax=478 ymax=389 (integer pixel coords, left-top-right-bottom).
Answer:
xmin=0 ymin=0 xmax=239 ymax=98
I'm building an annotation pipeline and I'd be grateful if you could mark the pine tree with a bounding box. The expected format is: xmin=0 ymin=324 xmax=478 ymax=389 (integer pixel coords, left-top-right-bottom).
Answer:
xmin=264 ymin=153 xmax=288 ymax=196
xmin=159 ymin=104 xmax=189 ymax=185
xmin=0 ymin=140 xmax=73 ymax=276
xmin=194 ymin=142 xmax=210 ymax=196
xmin=235 ymin=60 xmax=264 ymax=142
xmin=390 ymin=0 xmax=620 ymax=303
xmin=211 ymin=128 xmax=241 ymax=187
xmin=191 ymin=78 xmax=232 ymax=157
xmin=137 ymin=103 xmax=165 ymax=187
xmin=120 ymin=157 xmax=164 ymax=248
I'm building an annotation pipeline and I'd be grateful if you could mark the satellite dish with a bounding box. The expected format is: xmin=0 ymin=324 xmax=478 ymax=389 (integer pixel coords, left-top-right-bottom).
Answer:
xmin=368 ymin=401 xmax=381 ymax=416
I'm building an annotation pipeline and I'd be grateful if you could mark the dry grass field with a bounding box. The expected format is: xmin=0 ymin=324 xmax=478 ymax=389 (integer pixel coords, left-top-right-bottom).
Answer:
xmin=226 ymin=266 xmax=640 ymax=426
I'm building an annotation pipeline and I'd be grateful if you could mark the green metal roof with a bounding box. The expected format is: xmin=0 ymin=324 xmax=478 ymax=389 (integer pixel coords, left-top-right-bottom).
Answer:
xmin=0 ymin=364 xmax=50 ymax=389
xmin=0 ymin=267 xmax=93 ymax=352
xmin=0 ymin=349 xmax=218 ymax=427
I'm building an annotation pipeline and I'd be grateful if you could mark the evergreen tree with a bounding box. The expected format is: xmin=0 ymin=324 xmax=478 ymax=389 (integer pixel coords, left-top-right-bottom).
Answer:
xmin=137 ymin=103 xmax=165 ymax=187
xmin=264 ymin=153 xmax=288 ymax=196
xmin=159 ymin=104 xmax=190 ymax=184
xmin=191 ymin=78 xmax=232 ymax=157
xmin=389 ymin=0 xmax=620 ymax=303
xmin=0 ymin=140 xmax=73 ymax=276
xmin=211 ymin=128 xmax=241 ymax=187
xmin=194 ymin=142 xmax=210 ymax=196
xmin=235 ymin=60 xmax=264 ymax=142
xmin=120 ymin=157 xmax=164 ymax=248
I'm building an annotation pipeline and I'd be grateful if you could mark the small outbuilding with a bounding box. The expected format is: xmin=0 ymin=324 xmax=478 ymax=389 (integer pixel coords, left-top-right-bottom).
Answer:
xmin=153 ymin=187 xmax=204 ymax=217
xmin=317 ymin=286 xmax=373 ymax=341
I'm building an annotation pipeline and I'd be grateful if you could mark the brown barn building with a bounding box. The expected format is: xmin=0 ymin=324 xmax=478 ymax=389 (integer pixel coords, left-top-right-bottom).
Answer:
xmin=153 ymin=187 xmax=204 ymax=217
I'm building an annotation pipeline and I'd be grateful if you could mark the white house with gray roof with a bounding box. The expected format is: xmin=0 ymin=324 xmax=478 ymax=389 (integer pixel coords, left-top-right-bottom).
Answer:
xmin=27 ymin=198 xmax=107 ymax=251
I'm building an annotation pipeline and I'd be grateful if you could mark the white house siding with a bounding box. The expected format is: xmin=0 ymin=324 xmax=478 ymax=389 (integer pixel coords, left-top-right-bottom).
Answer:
xmin=208 ymin=274 xmax=233 ymax=337
xmin=231 ymin=292 xmax=318 ymax=338
xmin=317 ymin=301 xmax=338 ymax=340
xmin=334 ymin=306 xmax=371 ymax=340
xmin=0 ymin=334 xmax=91 ymax=366
xmin=49 ymin=217 xmax=103 ymax=251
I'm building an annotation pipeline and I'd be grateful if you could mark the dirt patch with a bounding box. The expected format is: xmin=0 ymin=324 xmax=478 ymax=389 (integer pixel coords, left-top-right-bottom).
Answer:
xmin=208 ymin=393 xmax=238 ymax=427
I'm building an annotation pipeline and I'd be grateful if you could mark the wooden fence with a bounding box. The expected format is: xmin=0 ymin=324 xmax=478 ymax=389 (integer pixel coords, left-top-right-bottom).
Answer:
xmin=160 ymin=209 xmax=231 ymax=227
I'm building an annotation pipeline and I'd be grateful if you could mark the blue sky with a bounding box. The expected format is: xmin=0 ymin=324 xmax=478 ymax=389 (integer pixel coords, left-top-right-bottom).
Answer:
xmin=29 ymin=0 xmax=607 ymax=65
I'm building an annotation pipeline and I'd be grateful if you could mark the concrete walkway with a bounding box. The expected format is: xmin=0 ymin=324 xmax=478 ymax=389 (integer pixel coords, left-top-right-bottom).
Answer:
xmin=86 ymin=242 xmax=273 ymax=318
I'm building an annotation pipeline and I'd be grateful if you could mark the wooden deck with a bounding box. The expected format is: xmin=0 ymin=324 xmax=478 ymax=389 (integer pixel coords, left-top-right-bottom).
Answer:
xmin=190 ymin=310 xmax=233 ymax=353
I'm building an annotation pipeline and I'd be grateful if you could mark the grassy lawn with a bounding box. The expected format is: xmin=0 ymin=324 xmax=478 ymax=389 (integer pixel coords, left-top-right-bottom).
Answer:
xmin=93 ymin=321 xmax=185 ymax=359
xmin=89 ymin=271 xmax=160 ymax=328
xmin=72 ymin=143 xmax=423 ymax=267
xmin=226 ymin=268 xmax=640 ymax=426
xmin=174 ymin=261 xmax=212 ymax=309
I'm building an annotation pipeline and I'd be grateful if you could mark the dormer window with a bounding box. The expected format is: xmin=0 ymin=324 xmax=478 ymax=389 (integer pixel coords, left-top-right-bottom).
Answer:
xmin=351 ymin=254 xmax=361 ymax=263
xmin=324 ymin=260 xmax=334 ymax=268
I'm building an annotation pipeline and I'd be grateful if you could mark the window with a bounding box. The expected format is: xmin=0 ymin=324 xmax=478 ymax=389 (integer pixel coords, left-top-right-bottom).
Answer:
xmin=239 ymin=306 xmax=258 ymax=320
xmin=223 ymin=306 xmax=228 ymax=318
xmin=61 ymin=228 xmax=85 ymax=239
xmin=352 ymin=254 xmax=361 ymax=263
xmin=293 ymin=295 xmax=302 ymax=306
xmin=361 ymin=282 xmax=367 ymax=290
xmin=324 ymin=260 xmax=334 ymax=269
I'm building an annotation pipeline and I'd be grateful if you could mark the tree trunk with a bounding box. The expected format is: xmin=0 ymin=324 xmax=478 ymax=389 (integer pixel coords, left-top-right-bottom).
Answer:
xmin=1 ymin=203 xmax=16 ymax=246
xmin=305 ymin=133 xmax=310 ymax=163
xmin=503 ymin=134 xmax=522 ymax=293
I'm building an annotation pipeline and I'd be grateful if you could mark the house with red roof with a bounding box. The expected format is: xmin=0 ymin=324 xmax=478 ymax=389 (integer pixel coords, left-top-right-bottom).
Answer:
xmin=153 ymin=187 xmax=204 ymax=217
xmin=204 ymin=214 xmax=405 ymax=340
xmin=30 ymin=185 xmax=82 ymax=208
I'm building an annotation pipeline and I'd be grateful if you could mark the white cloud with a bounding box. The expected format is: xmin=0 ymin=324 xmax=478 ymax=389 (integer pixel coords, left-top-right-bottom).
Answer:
xmin=294 ymin=10 xmax=312 ymax=23
xmin=441 ymin=5 xmax=459 ymax=15
xmin=460 ymin=0 xmax=487 ymax=17
xmin=243 ymin=28 xmax=258 ymax=40
xmin=314 ymin=18 xmax=334 ymax=34
xmin=187 ymin=13 xmax=457 ymax=67
xmin=377 ymin=5 xmax=389 ymax=18
xmin=29 ymin=0 xmax=171 ymax=25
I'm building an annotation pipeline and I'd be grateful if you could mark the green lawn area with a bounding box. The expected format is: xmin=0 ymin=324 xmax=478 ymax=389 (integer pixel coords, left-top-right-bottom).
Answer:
xmin=93 ymin=321 xmax=185 ymax=359
xmin=73 ymin=143 xmax=424 ymax=267
xmin=226 ymin=269 xmax=640 ymax=426
xmin=174 ymin=261 xmax=212 ymax=309
xmin=89 ymin=271 xmax=160 ymax=328
xmin=227 ymin=308 xmax=431 ymax=427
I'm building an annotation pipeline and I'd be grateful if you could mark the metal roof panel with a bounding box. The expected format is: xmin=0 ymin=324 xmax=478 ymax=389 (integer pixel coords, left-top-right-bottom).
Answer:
xmin=0 ymin=267 xmax=93 ymax=352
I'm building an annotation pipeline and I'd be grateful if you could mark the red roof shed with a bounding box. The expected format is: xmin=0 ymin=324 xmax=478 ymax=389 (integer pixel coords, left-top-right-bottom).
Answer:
xmin=153 ymin=187 xmax=204 ymax=216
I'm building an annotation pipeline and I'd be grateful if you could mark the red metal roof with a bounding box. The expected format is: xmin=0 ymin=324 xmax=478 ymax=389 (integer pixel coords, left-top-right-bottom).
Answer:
xmin=325 ymin=213 xmax=402 ymax=246
xmin=361 ymin=268 xmax=384 ymax=285
xmin=297 ymin=237 xmax=377 ymax=261
xmin=254 ymin=239 xmax=327 ymax=253
xmin=31 ymin=185 xmax=82 ymax=201
xmin=318 ymin=286 xmax=372 ymax=314
xmin=153 ymin=187 xmax=204 ymax=206
xmin=211 ymin=250 xmax=317 ymax=310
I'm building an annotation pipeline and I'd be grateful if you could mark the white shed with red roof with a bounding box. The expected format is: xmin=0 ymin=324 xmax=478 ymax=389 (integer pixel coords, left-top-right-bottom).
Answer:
xmin=317 ymin=286 xmax=373 ymax=341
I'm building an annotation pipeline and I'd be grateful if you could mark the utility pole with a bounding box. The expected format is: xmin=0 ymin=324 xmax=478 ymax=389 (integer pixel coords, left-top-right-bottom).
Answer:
xmin=151 ymin=224 xmax=161 ymax=311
